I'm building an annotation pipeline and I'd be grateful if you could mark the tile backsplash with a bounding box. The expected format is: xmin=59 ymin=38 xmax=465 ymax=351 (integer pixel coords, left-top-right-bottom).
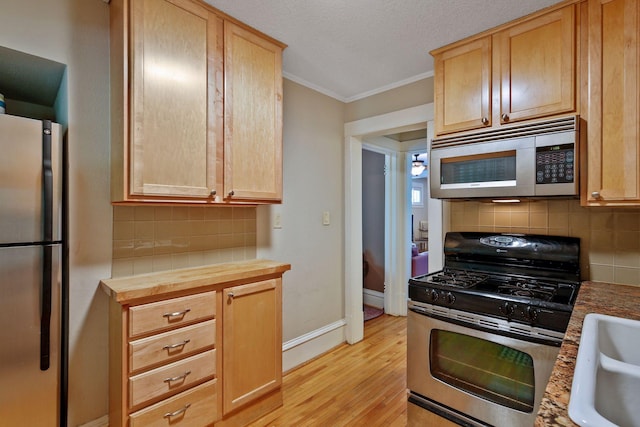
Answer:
xmin=111 ymin=206 xmax=257 ymax=278
xmin=449 ymin=199 xmax=640 ymax=286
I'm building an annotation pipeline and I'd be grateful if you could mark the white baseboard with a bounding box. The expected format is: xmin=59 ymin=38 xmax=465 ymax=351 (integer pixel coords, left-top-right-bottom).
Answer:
xmin=363 ymin=288 xmax=384 ymax=309
xmin=282 ymin=319 xmax=346 ymax=372
xmin=78 ymin=415 xmax=109 ymax=427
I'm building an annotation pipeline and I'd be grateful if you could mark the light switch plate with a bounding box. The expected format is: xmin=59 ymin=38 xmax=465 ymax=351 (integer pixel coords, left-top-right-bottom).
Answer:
xmin=322 ymin=211 xmax=330 ymax=226
xmin=274 ymin=213 xmax=282 ymax=229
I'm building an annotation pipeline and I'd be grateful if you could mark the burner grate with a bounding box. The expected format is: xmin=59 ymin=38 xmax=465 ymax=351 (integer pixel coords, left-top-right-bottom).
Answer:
xmin=427 ymin=269 xmax=489 ymax=288
xmin=496 ymin=280 xmax=556 ymax=301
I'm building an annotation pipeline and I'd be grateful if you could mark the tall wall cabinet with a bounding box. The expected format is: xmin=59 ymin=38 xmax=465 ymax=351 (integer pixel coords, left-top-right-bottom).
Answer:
xmin=582 ymin=0 xmax=640 ymax=206
xmin=432 ymin=2 xmax=577 ymax=136
xmin=110 ymin=0 xmax=285 ymax=204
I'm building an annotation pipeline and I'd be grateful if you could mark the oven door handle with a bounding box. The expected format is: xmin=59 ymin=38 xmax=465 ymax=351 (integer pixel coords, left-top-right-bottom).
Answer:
xmin=408 ymin=306 xmax=562 ymax=347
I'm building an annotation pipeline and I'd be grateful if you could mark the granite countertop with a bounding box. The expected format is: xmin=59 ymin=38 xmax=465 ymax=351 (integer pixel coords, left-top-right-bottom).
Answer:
xmin=535 ymin=280 xmax=640 ymax=426
xmin=100 ymin=259 xmax=291 ymax=304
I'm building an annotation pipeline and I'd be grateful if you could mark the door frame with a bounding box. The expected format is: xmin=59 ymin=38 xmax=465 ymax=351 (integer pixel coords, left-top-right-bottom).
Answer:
xmin=343 ymin=103 xmax=436 ymax=344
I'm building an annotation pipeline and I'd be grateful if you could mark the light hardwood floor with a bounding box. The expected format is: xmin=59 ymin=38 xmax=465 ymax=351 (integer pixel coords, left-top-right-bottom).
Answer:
xmin=249 ymin=314 xmax=408 ymax=427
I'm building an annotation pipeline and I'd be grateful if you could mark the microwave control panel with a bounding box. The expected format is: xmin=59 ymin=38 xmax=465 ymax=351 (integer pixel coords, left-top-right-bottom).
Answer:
xmin=536 ymin=143 xmax=574 ymax=184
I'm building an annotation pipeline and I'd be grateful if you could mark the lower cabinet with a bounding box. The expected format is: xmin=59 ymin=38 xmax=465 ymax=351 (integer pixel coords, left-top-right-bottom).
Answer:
xmin=222 ymin=279 xmax=282 ymax=415
xmin=102 ymin=261 xmax=289 ymax=427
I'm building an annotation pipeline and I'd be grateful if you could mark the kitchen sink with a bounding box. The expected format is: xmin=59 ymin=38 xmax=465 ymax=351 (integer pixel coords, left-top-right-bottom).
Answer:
xmin=569 ymin=313 xmax=640 ymax=427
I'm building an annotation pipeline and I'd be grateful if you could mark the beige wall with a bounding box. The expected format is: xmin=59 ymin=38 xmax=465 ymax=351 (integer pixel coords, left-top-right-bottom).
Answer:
xmin=1 ymin=0 xmax=112 ymax=425
xmin=449 ymin=199 xmax=640 ymax=285
xmin=344 ymin=76 xmax=434 ymax=122
xmin=258 ymin=79 xmax=346 ymax=342
xmin=111 ymin=206 xmax=257 ymax=277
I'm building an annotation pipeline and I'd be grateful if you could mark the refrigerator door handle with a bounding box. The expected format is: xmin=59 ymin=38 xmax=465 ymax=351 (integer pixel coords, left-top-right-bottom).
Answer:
xmin=40 ymin=120 xmax=53 ymax=371
xmin=41 ymin=245 xmax=52 ymax=371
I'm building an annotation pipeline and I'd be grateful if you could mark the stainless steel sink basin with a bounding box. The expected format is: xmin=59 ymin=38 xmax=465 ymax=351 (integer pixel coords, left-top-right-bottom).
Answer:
xmin=569 ymin=313 xmax=640 ymax=427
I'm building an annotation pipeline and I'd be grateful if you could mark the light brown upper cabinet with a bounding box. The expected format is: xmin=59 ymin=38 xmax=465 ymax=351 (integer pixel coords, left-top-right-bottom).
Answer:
xmin=433 ymin=37 xmax=492 ymax=135
xmin=110 ymin=0 xmax=285 ymax=204
xmin=494 ymin=5 xmax=576 ymax=124
xmin=432 ymin=3 xmax=577 ymax=136
xmin=582 ymin=0 xmax=640 ymax=206
xmin=223 ymin=22 xmax=284 ymax=202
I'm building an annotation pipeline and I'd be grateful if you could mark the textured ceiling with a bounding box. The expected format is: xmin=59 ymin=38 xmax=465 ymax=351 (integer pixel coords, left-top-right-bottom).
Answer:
xmin=204 ymin=0 xmax=561 ymax=102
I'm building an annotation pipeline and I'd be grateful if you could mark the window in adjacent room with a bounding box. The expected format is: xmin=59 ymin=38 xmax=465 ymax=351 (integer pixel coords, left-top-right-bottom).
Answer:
xmin=412 ymin=182 xmax=424 ymax=207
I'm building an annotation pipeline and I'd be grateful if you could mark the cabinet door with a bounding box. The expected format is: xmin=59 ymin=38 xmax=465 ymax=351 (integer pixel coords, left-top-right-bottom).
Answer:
xmin=130 ymin=0 xmax=223 ymax=198
xmin=433 ymin=37 xmax=492 ymax=136
xmin=222 ymin=279 xmax=282 ymax=414
xmin=224 ymin=22 xmax=284 ymax=202
xmin=495 ymin=4 xmax=576 ymax=124
xmin=584 ymin=0 xmax=640 ymax=205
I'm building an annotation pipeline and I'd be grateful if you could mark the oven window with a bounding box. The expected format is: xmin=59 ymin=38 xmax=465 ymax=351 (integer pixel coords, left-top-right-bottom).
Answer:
xmin=440 ymin=151 xmax=516 ymax=185
xmin=430 ymin=329 xmax=535 ymax=413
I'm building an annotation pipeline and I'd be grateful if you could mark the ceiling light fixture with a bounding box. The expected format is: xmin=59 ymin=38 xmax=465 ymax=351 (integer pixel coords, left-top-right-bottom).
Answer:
xmin=411 ymin=154 xmax=426 ymax=176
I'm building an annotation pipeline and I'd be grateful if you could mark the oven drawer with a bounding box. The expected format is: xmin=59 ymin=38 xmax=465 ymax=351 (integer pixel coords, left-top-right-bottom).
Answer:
xmin=129 ymin=319 xmax=216 ymax=372
xmin=129 ymin=349 xmax=216 ymax=409
xmin=407 ymin=393 xmax=467 ymax=427
xmin=129 ymin=379 xmax=217 ymax=427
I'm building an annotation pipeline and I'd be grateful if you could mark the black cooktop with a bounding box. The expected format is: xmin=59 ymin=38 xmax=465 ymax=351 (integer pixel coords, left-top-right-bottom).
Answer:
xmin=409 ymin=232 xmax=581 ymax=332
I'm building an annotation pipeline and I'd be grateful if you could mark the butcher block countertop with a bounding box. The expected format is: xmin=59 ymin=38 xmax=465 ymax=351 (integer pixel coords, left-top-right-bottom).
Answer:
xmin=535 ymin=280 xmax=640 ymax=426
xmin=100 ymin=259 xmax=291 ymax=304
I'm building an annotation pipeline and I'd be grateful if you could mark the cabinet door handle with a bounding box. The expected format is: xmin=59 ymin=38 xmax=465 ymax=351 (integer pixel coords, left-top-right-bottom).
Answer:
xmin=501 ymin=113 xmax=509 ymax=122
xmin=164 ymin=403 xmax=192 ymax=418
xmin=162 ymin=339 xmax=191 ymax=351
xmin=228 ymin=190 xmax=235 ymax=197
xmin=163 ymin=370 xmax=191 ymax=383
xmin=162 ymin=308 xmax=191 ymax=319
xmin=210 ymin=189 xmax=217 ymax=196
xmin=481 ymin=117 xmax=489 ymax=125
xmin=228 ymin=291 xmax=235 ymax=299
xmin=591 ymin=191 xmax=601 ymax=199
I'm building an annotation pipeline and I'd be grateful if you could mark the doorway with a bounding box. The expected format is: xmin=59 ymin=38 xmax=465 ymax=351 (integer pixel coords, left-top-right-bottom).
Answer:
xmin=362 ymin=149 xmax=386 ymax=315
xmin=344 ymin=103 xmax=442 ymax=344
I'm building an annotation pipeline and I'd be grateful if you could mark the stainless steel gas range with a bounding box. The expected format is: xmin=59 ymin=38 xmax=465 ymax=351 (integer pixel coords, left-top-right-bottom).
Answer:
xmin=407 ymin=232 xmax=580 ymax=427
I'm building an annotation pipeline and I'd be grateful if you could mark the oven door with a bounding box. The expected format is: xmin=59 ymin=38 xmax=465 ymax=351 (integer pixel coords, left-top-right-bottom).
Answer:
xmin=407 ymin=308 xmax=560 ymax=426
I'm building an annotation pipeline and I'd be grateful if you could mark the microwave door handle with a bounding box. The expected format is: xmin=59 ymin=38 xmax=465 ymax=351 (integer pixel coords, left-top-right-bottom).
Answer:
xmin=40 ymin=120 xmax=53 ymax=371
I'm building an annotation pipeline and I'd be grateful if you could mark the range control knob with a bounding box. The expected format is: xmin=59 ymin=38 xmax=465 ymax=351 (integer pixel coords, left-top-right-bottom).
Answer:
xmin=524 ymin=306 xmax=539 ymax=322
xmin=499 ymin=302 xmax=515 ymax=317
xmin=445 ymin=292 xmax=456 ymax=305
xmin=430 ymin=289 xmax=439 ymax=302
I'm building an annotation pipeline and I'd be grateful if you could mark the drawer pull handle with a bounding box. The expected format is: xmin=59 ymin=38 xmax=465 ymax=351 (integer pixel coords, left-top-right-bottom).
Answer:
xmin=164 ymin=403 xmax=191 ymax=418
xmin=162 ymin=339 xmax=191 ymax=351
xmin=163 ymin=370 xmax=191 ymax=384
xmin=162 ymin=308 xmax=191 ymax=319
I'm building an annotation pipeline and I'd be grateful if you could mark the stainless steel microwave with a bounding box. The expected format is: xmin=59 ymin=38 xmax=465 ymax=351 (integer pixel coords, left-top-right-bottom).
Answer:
xmin=430 ymin=115 xmax=579 ymax=199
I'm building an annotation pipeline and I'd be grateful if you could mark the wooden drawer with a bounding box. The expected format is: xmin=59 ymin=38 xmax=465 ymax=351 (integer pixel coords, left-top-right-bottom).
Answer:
xmin=130 ymin=350 xmax=216 ymax=409
xmin=129 ymin=291 xmax=216 ymax=337
xmin=130 ymin=319 xmax=216 ymax=373
xmin=129 ymin=379 xmax=218 ymax=427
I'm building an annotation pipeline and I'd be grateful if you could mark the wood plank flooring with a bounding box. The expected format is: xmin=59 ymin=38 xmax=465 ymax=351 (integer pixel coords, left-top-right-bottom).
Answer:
xmin=249 ymin=314 xmax=408 ymax=427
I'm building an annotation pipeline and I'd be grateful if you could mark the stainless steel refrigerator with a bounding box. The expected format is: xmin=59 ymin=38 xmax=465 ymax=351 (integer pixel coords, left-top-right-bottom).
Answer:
xmin=0 ymin=113 xmax=67 ymax=426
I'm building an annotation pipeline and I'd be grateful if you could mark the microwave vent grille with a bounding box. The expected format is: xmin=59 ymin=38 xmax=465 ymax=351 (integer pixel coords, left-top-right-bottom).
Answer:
xmin=432 ymin=115 xmax=578 ymax=148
